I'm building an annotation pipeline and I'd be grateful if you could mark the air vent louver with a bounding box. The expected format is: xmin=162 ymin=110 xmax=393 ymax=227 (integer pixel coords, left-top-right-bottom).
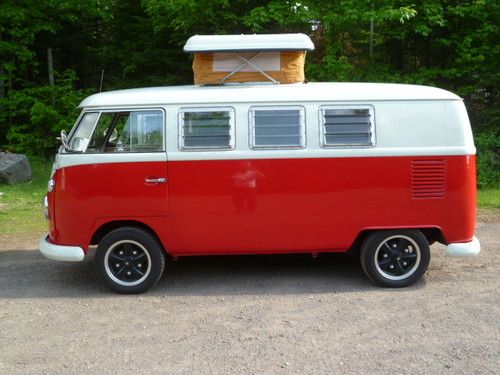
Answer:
xmin=411 ymin=159 xmax=446 ymax=199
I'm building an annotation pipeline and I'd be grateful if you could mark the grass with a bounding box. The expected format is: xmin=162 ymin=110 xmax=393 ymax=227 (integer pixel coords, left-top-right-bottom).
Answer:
xmin=0 ymin=158 xmax=52 ymax=236
xmin=478 ymin=188 xmax=500 ymax=210
xmin=0 ymin=158 xmax=498 ymax=236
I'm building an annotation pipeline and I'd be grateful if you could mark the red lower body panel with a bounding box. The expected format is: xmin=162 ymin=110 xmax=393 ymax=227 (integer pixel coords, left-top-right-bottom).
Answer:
xmin=50 ymin=155 xmax=476 ymax=255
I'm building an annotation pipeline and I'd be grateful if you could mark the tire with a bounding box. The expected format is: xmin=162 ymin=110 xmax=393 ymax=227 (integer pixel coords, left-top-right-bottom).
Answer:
xmin=360 ymin=229 xmax=430 ymax=287
xmin=95 ymin=227 xmax=166 ymax=294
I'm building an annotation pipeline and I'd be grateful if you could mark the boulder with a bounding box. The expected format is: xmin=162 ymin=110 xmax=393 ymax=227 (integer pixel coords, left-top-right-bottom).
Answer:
xmin=0 ymin=152 xmax=32 ymax=184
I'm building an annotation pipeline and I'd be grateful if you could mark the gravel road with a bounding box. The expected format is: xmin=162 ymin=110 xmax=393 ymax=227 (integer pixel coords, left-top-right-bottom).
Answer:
xmin=0 ymin=211 xmax=498 ymax=374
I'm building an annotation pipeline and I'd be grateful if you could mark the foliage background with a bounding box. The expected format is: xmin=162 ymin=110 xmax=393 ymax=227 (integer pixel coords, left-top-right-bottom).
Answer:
xmin=0 ymin=0 xmax=498 ymax=186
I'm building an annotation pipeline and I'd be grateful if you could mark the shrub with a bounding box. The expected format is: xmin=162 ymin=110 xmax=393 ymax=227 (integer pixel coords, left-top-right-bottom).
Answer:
xmin=475 ymin=127 xmax=500 ymax=188
xmin=0 ymin=70 xmax=91 ymax=156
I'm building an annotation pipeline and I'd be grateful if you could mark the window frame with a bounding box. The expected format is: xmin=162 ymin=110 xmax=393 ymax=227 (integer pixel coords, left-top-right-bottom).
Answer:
xmin=319 ymin=104 xmax=376 ymax=148
xmin=248 ymin=105 xmax=306 ymax=150
xmin=80 ymin=107 xmax=166 ymax=154
xmin=178 ymin=106 xmax=236 ymax=151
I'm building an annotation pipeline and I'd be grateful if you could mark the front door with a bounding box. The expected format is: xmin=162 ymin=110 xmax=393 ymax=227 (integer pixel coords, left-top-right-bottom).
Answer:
xmin=63 ymin=108 xmax=169 ymax=218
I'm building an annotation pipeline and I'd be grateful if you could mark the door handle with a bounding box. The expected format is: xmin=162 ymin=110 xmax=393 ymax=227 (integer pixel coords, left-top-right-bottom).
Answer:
xmin=145 ymin=177 xmax=167 ymax=184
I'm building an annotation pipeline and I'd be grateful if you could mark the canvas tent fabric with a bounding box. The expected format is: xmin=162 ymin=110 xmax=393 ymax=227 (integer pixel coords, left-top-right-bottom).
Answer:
xmin=184 ymin=34 xmax=314 ymax=85
xmin=192 ymin=51 xmax=307 ymax=85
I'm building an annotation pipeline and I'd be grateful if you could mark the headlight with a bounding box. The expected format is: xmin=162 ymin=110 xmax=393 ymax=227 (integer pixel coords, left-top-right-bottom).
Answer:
xmin=43 ymin=196 xmax=49 ymax=220
xmin=48 ymin=179 xmax=55 ymax=192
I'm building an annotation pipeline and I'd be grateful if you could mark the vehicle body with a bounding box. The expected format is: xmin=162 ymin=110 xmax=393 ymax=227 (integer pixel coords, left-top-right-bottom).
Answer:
xmin=39 ymin=82 xmax=480 ymax=293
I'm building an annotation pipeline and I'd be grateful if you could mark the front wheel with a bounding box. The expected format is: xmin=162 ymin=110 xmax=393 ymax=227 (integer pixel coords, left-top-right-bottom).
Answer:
xmin=95 ymin=227 xmax=166 ymax=294
xmin=360 ymin=230 xmax=430 ymax=287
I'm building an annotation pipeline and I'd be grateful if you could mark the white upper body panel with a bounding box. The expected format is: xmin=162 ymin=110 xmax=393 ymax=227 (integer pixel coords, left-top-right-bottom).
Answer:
xmin=183 ymin=33 xmax=314 ymax=52
xmin=79 ymin=82 xmax=460 ymax=108
xmin=56 ymin=82 xmax=474 ymax=169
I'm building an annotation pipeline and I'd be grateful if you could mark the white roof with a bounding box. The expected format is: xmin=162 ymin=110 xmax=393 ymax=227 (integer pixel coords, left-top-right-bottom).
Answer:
xmin=183 ymin=33 xmax=314 ymax=52
xmin=79 ymin=82 xmax=461 ymax=108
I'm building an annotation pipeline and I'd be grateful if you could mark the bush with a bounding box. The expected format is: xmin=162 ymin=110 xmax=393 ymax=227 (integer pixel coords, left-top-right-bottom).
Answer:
xmin=475 ymin=127 xmax=500 ymax=188
xmin=0 ymin=70 xmax=91 ymax=156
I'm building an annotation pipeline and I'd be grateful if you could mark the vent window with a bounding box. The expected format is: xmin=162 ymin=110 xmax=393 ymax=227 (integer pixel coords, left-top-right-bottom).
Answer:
xmin=320 ymin=106 xmax=375 ymax=147
xmin=249 ymin=106 xmax=305 ymax=149
xmin=179 ymin=108 xmax=235 ymax=150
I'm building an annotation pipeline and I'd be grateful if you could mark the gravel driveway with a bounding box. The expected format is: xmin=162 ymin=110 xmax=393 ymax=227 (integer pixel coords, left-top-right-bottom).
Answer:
xmin=0 ymin=212 xmax=498 ymax=374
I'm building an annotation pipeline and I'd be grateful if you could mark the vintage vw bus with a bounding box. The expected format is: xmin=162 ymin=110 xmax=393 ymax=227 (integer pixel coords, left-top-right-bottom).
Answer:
xmin=39 ymin=35 xmax=480 ymax=293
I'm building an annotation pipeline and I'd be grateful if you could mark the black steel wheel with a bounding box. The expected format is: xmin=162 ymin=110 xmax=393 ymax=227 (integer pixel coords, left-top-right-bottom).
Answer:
xmin=360 ymin=230 xmax=430 ymax=287
xmin=95 ymin=227 xmax=165 ymax=294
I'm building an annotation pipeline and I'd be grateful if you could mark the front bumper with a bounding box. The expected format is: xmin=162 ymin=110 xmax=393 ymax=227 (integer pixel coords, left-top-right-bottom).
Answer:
xmin=39 ymin=235 xmax=85 ymax=262
xmin=446 ymin=236 xmax=480 ymax=257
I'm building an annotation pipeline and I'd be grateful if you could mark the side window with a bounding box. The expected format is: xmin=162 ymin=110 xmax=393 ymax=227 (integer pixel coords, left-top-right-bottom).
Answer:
xmin=87 ymin=110 xmax=164 ymax=153
xmin=320 ymin=105 xmax=375 ymax=147
xmin=179 ymin=107 xmax=235 ymax=150
xmin=249 ymin=106 xmax=305 ymax=149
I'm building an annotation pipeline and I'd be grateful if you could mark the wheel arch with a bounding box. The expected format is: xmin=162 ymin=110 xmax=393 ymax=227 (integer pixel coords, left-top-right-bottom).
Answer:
xmin=348 ymin=226 xmax=446 ymax=255
xmin=90 ymin=220 xmax=167 ymax=253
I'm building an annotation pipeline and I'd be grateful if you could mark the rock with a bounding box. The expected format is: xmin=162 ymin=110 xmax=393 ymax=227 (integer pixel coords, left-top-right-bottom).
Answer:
xmin=0 ymin=152 xmax=32 ymax=184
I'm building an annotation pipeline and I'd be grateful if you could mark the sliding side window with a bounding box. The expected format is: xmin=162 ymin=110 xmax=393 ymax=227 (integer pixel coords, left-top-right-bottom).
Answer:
xmin=179 ymin=107 xmax=235 ymax=150
xmin=249 ymin=106 xmax=305 ymax=149
xmin=320 ymin=105 xmax=375 ymax=147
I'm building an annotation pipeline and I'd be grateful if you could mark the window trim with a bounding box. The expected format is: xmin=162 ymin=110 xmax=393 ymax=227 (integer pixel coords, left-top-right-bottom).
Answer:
xmin=82 ymin=107 xmax=166 ymax=154
xmin=248 ymin=105 xmax=306 ymax=150
xmin=319 ymin=104 xmax=376 ymax=148
xmin=178 ymin=106 xmax=236 ymax=151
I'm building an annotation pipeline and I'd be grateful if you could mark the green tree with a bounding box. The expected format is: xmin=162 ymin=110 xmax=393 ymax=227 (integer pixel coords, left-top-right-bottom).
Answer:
xmin=0 ymin=0 xmax=110 ymax=152
xmin=0 ymin=0 xmax=497 ymax=186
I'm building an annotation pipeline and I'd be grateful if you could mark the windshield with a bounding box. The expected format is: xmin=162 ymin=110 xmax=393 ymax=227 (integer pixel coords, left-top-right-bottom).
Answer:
xmin=66 ymin=112 xmax=99 ymax=152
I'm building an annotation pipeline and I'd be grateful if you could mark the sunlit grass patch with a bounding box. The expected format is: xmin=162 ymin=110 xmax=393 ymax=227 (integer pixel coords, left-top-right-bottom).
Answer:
xmin=478 ymin=188 xmax=500 ymax=210
xmin=0 ymin=158 xmax=52 ymax=235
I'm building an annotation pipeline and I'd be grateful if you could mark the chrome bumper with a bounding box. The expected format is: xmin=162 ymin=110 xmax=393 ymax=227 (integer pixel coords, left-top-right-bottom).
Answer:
xmin=39 ymin=235 xmax=85 ymax=262
xmin=446 ymin=236 xmax=480 ymax=257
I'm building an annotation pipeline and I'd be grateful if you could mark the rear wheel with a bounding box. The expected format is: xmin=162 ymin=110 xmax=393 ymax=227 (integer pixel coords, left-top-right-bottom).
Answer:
xmin=360 ymin=230 xmax=430 ymax=287
xmin=95 ymin=227 xmax=165 ymax=294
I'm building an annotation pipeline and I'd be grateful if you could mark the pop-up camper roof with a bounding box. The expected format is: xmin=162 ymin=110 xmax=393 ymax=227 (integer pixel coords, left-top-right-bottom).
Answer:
xmin=183 ymin=33 xmax=315 ymax=53
xmin=183 ymin=33 xmax=315 ymax=85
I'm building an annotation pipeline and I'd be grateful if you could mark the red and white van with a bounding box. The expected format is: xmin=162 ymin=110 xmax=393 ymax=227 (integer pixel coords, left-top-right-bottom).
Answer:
xmin=39 ymin=82 xmax=480 ymax=293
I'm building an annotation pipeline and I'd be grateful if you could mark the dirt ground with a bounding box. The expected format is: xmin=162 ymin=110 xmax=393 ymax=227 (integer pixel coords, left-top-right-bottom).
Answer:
xmin=0 ymin=211 xmax=498 ymax=374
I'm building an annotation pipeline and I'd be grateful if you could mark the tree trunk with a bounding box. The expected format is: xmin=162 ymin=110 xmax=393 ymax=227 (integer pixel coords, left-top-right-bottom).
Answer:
xmin=0 ymin=31 xmax=4 ymax=98
xmin=47 ymin=48 xmax=55 ymax=86
xmin=0 ymin=64 xmax=4 ymax=99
